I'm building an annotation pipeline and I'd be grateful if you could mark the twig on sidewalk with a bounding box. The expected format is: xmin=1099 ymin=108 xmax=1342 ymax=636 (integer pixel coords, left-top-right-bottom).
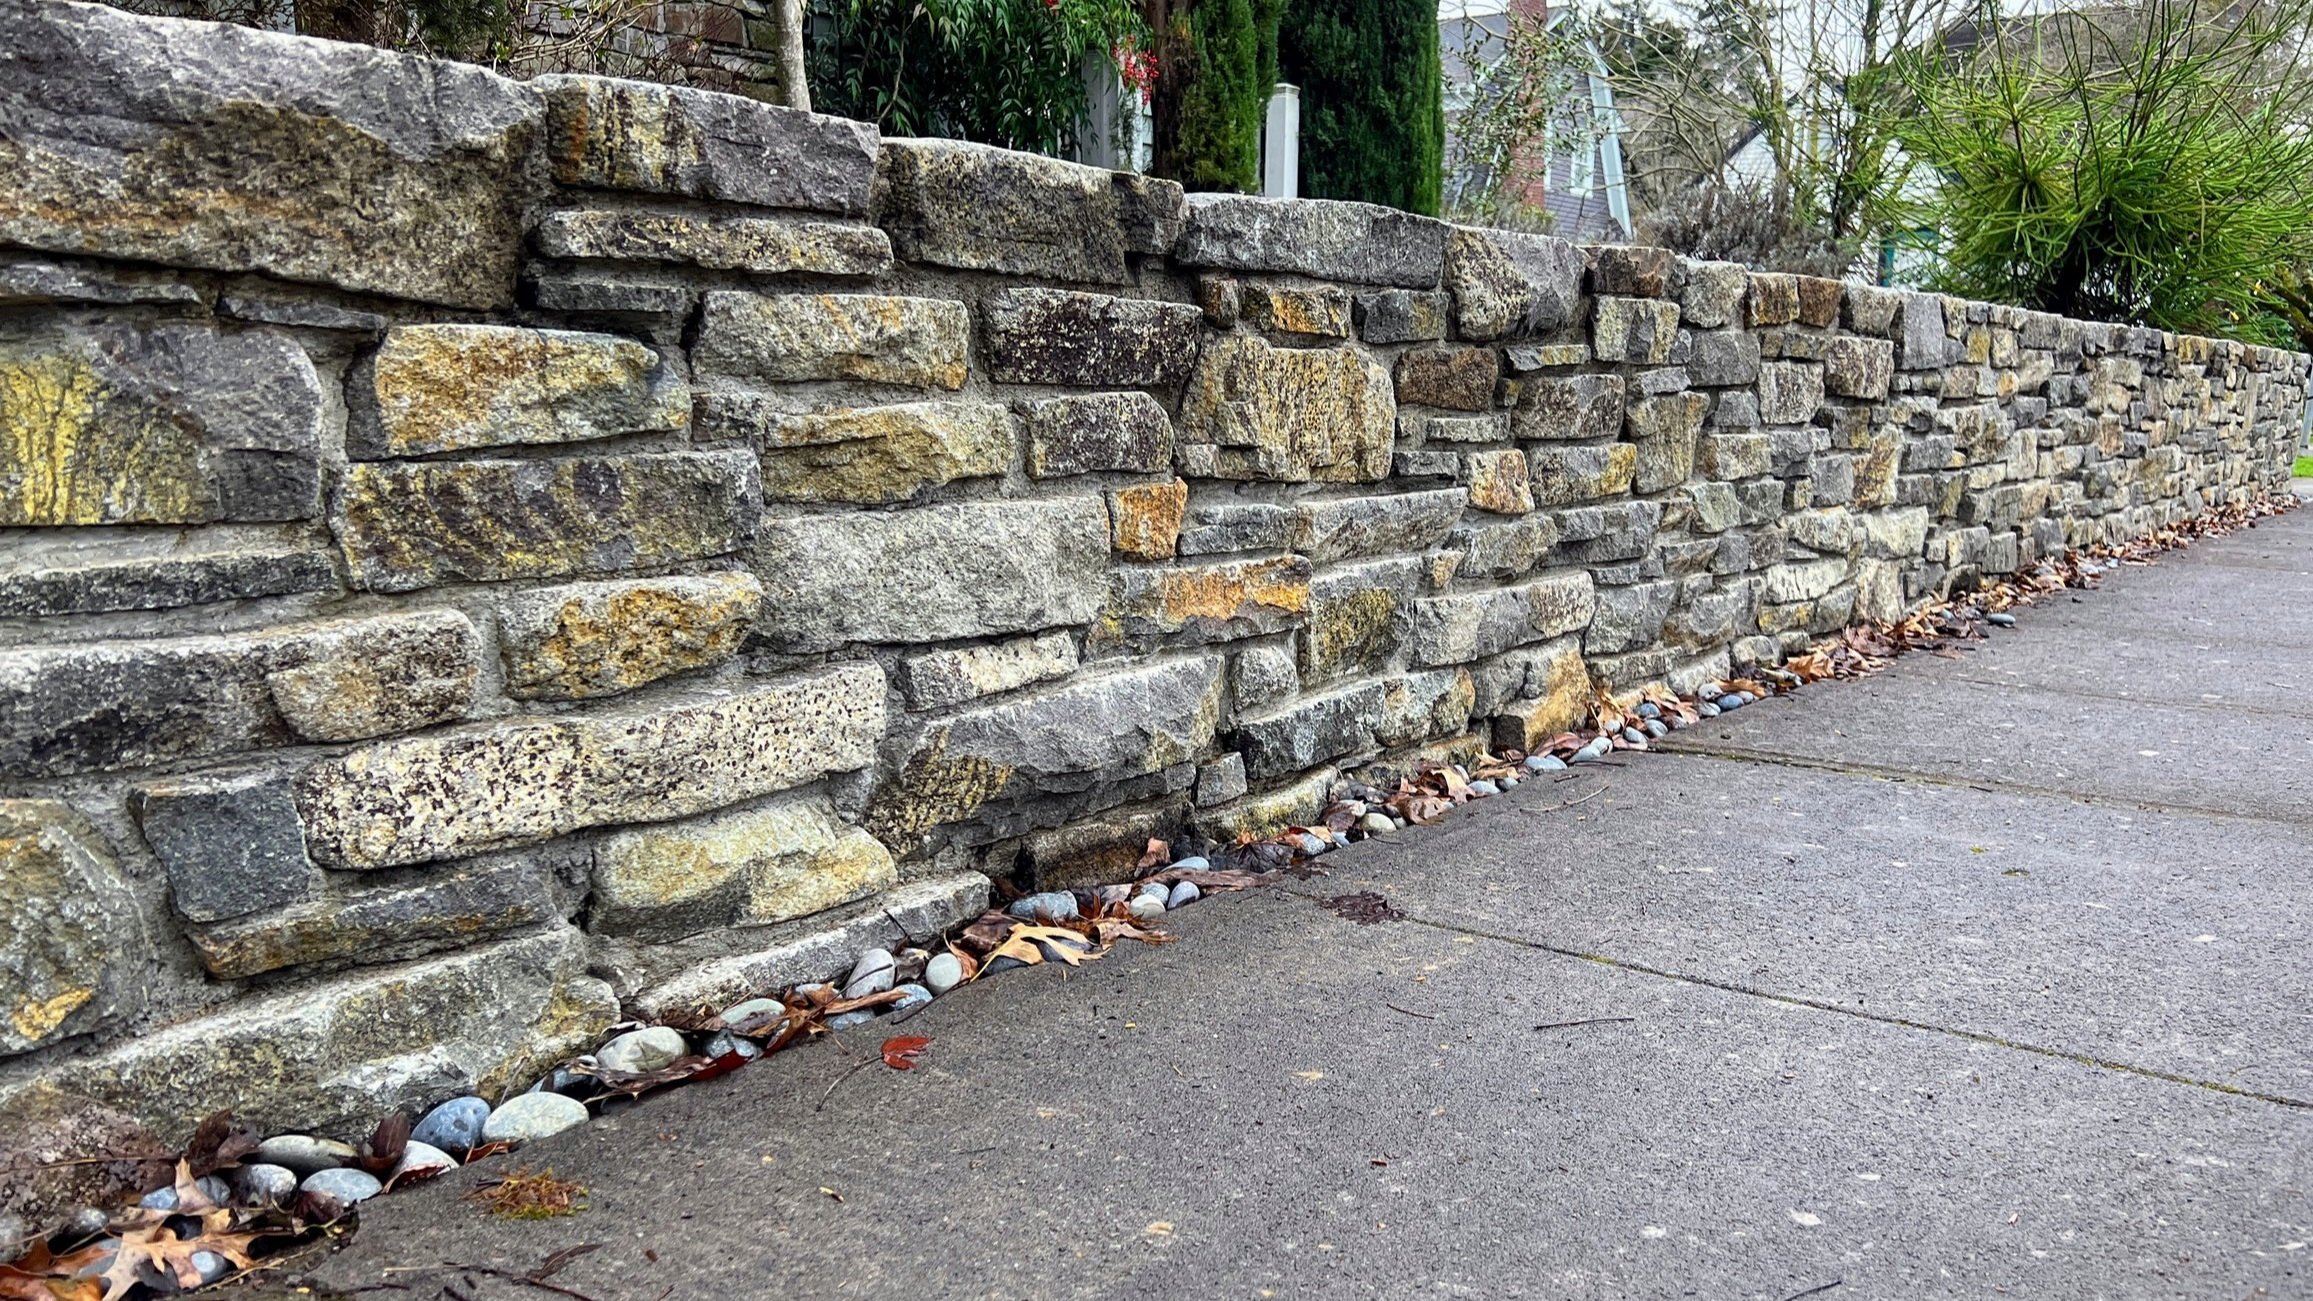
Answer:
xmin=1531 ymin=1016 xmax=1635 ymax=1032
xmin=1385 ymin=1003 xmax=1437 ymax=1020
xmin=1779 ymin=1281 xmax=1843 ymax=1301
xmin=442 ymin=1264 xmax=607 ymax=1301
xmin=815 ymin=1057 xmax=878 ymax=1112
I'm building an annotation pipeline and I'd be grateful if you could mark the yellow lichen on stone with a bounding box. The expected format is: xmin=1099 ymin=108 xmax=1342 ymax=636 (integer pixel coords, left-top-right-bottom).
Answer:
xmin=1108 ymin=479 xmax=1189 ymax=560
xmin=1465 ymin=448 xmax=1534 ymax=514
xmin=759 ymin=402 xmax=1012 ymax=504
xmin=0 ymin=351 xmax=201 ymax=526
xmin=11 ymin=987 xmax=93 ymax=1044
xmin=507 ymin=574 xmax=760 ymax=700
xmin=365 ymin=326 xmax=686 ymax=456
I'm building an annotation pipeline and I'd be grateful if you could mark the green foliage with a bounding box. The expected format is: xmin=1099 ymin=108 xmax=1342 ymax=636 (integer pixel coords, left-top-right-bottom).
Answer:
xmin=1155 ymin=0 xmax=1271 ymax=191
xmin=2295 ymin=454 xmax=2313 ymax=478
xmin=1281 ymin=0 xmax=1444 ymax=214
xmin=807 ymin=0 xmax=1147 ymax=155
xmin=1890 ymin=0 xmax=2313 ymax=340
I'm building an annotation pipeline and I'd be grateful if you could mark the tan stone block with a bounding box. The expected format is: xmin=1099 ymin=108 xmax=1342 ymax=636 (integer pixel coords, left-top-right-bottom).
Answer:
xmin=353 ymin=324 xmax=688 ymax=458
xmin=749 ymin=401 xmax=1012 ymax=505
xmin=1110 ymin=479 xmax=1190 ymax=560
xmin=1464 ymin=448 xmax=1534 ymax=514
xmin=592 ymin=796 xmax=896 ymax=938
xmin=499 ymin=572 xmax=761 ymax=701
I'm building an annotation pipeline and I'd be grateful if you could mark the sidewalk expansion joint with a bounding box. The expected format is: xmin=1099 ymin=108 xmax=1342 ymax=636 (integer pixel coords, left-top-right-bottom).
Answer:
xmin=1357 ymin=904 xmax=2313 ymax=1112
xmin=1658 ymin=743 xmax=2313 ymax=829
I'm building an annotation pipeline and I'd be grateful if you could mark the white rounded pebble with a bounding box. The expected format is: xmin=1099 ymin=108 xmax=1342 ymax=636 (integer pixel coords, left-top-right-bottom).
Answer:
xmin=299 ymin=1167 xmax=382 ymax=1205
xmin=390 ymin=1141 xmax=457 ymax=1180
xmin=1166 ymin=881 xmax=1201 ymax=909
xmin=719 ymin=997 xmax=785 ymax=1032
xmin=483 ymin=1092 xmax=589 ymax=1144
xmin=232 ymin=1163 xmax=298 ymax=1207
xmin=1170 ymin=856 xmax=1210 ymax=872
xmin=924 ymin=952 xmax=964 ymax=994
xmin=1128 ymin=893 xmax=1166 ymax=921
xmin=254 ymin=1135 xmax=357 ymax=1177
xmin=595 ymin=1025 xmax=688 ymax=1074
xmin=843 ymin=948 xmax=897 ymax=999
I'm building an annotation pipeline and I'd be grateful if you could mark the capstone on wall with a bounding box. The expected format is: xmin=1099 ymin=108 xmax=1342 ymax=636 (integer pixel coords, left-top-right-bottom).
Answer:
xmin=0 ymin=0 xmax=2303 ymax=1140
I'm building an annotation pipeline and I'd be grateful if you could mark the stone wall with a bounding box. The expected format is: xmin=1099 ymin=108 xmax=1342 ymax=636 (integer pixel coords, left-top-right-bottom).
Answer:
xmin=1 ymin=0 xmax=2303 ymax=1141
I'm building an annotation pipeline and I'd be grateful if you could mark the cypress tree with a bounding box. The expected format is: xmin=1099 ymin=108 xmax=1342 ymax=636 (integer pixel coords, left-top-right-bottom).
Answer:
xmin=1149 ymin=0 xmax=1283 ymax=193
xmin=1279 ymin=0 xmax=1444 ymax=214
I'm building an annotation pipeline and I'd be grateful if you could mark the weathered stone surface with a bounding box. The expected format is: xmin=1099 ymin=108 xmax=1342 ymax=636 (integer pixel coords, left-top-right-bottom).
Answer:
xmin=1021 ymin=392 xmax=1172 ymax=478
xmin=1485 ymin=640 xmax=1591 ymax=749
xmin=0 ymin=801 xmax=143 ymax=1055
xmin=0 ymin=1 xmax=539 ymax=308
xmin=694 ymin=292 xmax=969 ymax=388
xmin=297 ymin=665 xmax=884 ymax=870
xmin=1241 ymin=283 xmax=1353 ymax=337
xmin=0 ymin=540 xmax=337 ymax=617
xmin=1559 ymin=499 xmax=1663 ymax=563
xmin=874 ymin=138 xmax=1158 ymax=283
xmin=1409 ymin=571 xmax=1597 ymax=665
xmin=134 ymin=769 xmax=317 ymax=924
xmin=1300 ymin=558 xmax=1419 ymax=680
xmin=1109 ymin=479 xmax=1190 ymax=561
xmin=1701 ymin=432 xmax=1775 ymax=480
xmin=1761 ymin=557 xmax=1851 ymax=604
xmin=741 ymin=401 xmax=1011 ymax=504
xmin=1195 ymin=754 xmax=1248 ymax=807
xmin=866 ymin=659 xmax=1222 ymax=845
xmin=1591 ymin=245 xmax=1674 ymax=298
xmin=1177 ymin=194 xmax=1447 ymax=287
xmin=0 ymin=611 xmax=479 ymax=778
xmin=1678 ymin=260 xmax=1748 ymax=329
xmin=498 ymin=572 xmax=759 ymax=701
xmin=1453 ymin=514 xmax=1559 ymax=579
xmin=1584 ymin=579 xmax=1677 ymax=654
xmin=1179 ymin=335 xmax=1395 ymax=482
xmin=188 ymin=854 xmax=562 ymax=978
xmin=533 ymin=207 xmax=891 ymax=275
xmin=1112 ymin=172 xmax=1187 ymax=255
xmin=0 ymin=1082 xmax=171 ymax=1231
xmin=1234 ymin=682 xmax=1385 ymax=779
xmin=1530 ymin=443 xmax=1636 ymax=506
xmin=1748 ymin=273 xmax=1801 ymax=327
xmin=984 ymin=289 xmax=1203 ymax=388
xmin=1376 ymin=668 xmax=1476 ymax=747
xmin=1513 ymin=373 xmax=1625 ymax=441
xmin=1898 ymin=293 xmax=1950 ymax=369
xmin=1795 ymin=276 xmax=1844 ymax=327
xmin=1292 ymin=488 xmax=1467 ymax=561
xmin=525 ymin=269 xmax=692 ymax=315
xmin=1758 ymin=361 xmax=1826 ymax=425
xmin=1197 ymin=766 xmax=1334 ymax=842
xmin=1445 ymin=227 xmax=1584 ymax=340
xmin=350 ymin=324 xmax=686 ymax=459
xmin=0 ymin=252 xmax=206 ymax=307
xmin=31 ymin=928 xmax=615 ymax=1140
xmin=751 ymin=499 xmax=1107 ymax=651
xmin=1464 ymin=448 xmax=1533 ymax=514
xmin=1232 ymin=643 xmax=1300 ymax=713
xmin=1504 ymin=342 xmax=1594 ymax=371
xmin=1422 ymin=414 xmax=1510 ymax=443
xmin=1785 ymin=507 xmax=1858 ymax=555
xmin=1354 ymin=289 xmax=1451 ymax=343
xmin=1093 ymin=555 xmax=1311 ymax=648
xmin=1395 ymin=345 xmax=1499 ymax=411
xmin=1018 ymin=797 xmax=1192 ymax=890
xmin=1824 ymin=335 xmax=1895 ymax=399
xmin=535 ymin=74 xmax=876 ymax=214
xmin=1663 ymin=583 xmax=1756 ymax=649
xmin=592 ymin=795 xmax=894 ymax=940
xmin=1688 ymin=330 xmax=1762 ymax=387
xmin=1626 ymin=391 xmax=1710 ymax=492
xmin=1180 ymin=501 xmax=1297 ymax=556
xmin=1844 ymin=284 xmax=1903 ymax=336
xmin=899 ymin=632 xmax=1080 ymax=711
xmin=0 ymin=323 xmax=321 ymax=527
xmin=1592 ymin=296 xmax=1682 ymax=365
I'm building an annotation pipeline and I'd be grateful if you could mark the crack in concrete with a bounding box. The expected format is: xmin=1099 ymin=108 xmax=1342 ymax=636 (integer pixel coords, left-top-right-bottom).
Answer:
xmin=1338 ymin=901 xmax=2313 ymax=1112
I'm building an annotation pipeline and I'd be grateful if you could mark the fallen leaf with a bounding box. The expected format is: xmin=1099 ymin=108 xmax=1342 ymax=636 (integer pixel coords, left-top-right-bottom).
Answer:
xmin=880 ymin=1036 xmax=931 ymax=1070
xmin=99 ymin=1210 xmax=254 ymax=1299
xmin=1136 ymin=837 xmax=1170 ymax=870
xmin=1144 ymin=1221 xmax=1174 ymax=1236
xmin=1294 ymin=1071 xmax=1325 ymax=1081
xmin=984 ymin=924 xmax=1097 ymax=969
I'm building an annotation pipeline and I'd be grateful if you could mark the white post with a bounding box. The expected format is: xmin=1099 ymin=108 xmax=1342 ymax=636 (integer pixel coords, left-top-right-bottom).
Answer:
xmin=1262 ymin=83 xmax=1299 ymax=198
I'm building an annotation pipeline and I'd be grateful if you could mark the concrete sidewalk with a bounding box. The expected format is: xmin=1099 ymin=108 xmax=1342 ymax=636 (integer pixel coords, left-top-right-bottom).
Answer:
xmin=306 ymin=511 xmax=2313 ymax=1301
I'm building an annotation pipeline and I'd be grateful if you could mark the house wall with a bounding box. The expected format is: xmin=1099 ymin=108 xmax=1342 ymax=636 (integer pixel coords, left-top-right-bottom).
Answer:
xmin=1 ymin=0 xmax=2302 ymax=1143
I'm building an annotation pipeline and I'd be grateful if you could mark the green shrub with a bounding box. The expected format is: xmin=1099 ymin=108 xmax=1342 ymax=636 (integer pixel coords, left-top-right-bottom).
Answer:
xmin=1280 ymin=0 xmax=1444 ymax=214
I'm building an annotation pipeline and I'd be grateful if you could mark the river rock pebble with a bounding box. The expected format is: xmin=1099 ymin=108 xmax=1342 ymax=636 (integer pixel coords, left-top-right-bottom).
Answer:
xmin=1292 ymin=832 xmax=1328 ymax=856
xmin=1637 ymin=701 xmax=1660 ymax=719
xmin=1988 ymin=611 xmax=2016 ymax=627
xmin=890 ymin=983 xmax=933 ymax=1014
xmin=231 ymin=1163 xmax=299 ymax=1207
xmin=0 ymin=1216 xmax=23 ymax=1265
xmin=1096 ymin=884 xmax=1133 ymax=906
xmin=1572 ymin=736 xmax=1613 ymax=762
xmin=483 ymin=1092 xmax=589 ymax=1144
xmin=894 ymin=947 xmax=931 ymax=983
xmin=1167 ymin=881 xmax=1201 ymax=909
xmin=1716 ymin=693 xmax=1744 ymax=710
xmin=411 ymin=1096 xmax=490 ymax=1153
xmin=1006 ymin=891 xmax=1080 ymax=922
xmin=254 ymin=1135 xmax=357 ymax=1177
xmin=842 ymin=948 xmax=897 ymax=999
xmin=597 ymin=1025 xmax=689 ymax=1074
xmin=924 ymin=952 xmax=964 ymax=994
xmin=701 ymin=1030 xmax=762 ymax=1061
xmin=1358 ymin=812 xmax=1395 ymax=837
xmin=1644 ymin=719 xmax=1668 ymax=738
xmin=391 ymin=1142 xmax=457 ymax=1180
xmin=1170 ymin=856 xmax=1210 ymax=872
xmin=1525 ymin=754 xmax=1566 ymax=771
xmin=140 ymin=1176 xmax=230 ymax=1211
xmin=1128 ymin=893 xmax=1165 ymax=921
xmin=1469 ymin=779 xmax=1499 ymax=796
xmin=301 ymin=1167 xmax=382 ymax=1205
xmin=720 ymin=997 xmax=785 ymax=1032
xmin=827 ymin=1010 xmax=876 ymax=1031
xmin=1697 ymin=700 xmax=1720 ymax=717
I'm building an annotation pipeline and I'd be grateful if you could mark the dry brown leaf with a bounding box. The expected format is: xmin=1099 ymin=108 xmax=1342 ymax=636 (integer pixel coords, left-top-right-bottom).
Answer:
xmin=100 ymin=1210 xmax=254 ymax=1299
xmin=983 ymin=924 xmax=1097 ymax=970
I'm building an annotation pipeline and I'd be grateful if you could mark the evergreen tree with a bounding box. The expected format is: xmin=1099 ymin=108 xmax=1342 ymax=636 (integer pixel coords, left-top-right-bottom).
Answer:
xmin=1279 ymin=0 xmax=1444 ymax=214
xmin=1149 ymin=0 xmax=1282 ymax=192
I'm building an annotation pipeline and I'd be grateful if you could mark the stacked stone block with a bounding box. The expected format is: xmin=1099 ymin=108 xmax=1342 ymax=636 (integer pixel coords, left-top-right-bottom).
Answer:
xmin=0 ymin=0 xmax=2303 ymax=1140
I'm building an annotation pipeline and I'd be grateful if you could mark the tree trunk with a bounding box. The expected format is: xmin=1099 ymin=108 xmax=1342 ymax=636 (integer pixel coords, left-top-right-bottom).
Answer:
xmin=779 ymin=0 xmax=812 ymax=111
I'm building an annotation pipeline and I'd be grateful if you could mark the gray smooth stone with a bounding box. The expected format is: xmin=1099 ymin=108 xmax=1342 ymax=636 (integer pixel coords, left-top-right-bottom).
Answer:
xmin=254 ymin=1135 xmax=357 ymax=1177
xmin=483 ymin=1092 xmax=590 ymax=1144
xmin=300 ymin=1167 xmax=383 ymax=1205
xmin=410 ymin=1096 xmax=490 ymax=1152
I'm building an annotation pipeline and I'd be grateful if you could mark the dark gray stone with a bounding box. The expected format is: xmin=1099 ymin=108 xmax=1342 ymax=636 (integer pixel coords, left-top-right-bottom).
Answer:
xmin=1178 ymin=502 xmax=1298 ymax=557
xmin=0 ymin=253 xmax=207 ymax=306
xmin=526 ymin=270 xmax=693 ymax=315
xmin=1234 ymin=682 xmax=1386 ymax=780
xmin=1687 ymin=330 xmax=1762 ymax=387
xmin=1354 ymin=289 xmax=1452 ymax=343
xmin=984 ymin=289 xmax=1203 ymax=387
xmin=0 ymin=542 xmax=337 ymax=616
xmin=1512 ymin=373 xmax=1624 ymax=441
xmin=1021 ymin=392 xmax=1173 ymax=477
xmin=1176 ymin=194 xmax=1448 ymax=288
xmin=184 ymin=854 xmax=561 ymax=979
xmin=874 ymin=138 xmax=1167 ymax=283
xmin=134 ymin=768 xmax=317 ymax=924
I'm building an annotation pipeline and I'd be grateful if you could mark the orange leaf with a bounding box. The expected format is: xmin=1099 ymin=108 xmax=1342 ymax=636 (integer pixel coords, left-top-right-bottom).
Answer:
xmin=881 ymin=1036 xmax=931 ymax=1070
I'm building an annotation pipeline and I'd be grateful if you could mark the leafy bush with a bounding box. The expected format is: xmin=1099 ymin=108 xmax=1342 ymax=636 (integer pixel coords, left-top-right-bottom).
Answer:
xmin=1280 ymin=0 xmax=1444 ymax=214
xmin=808 ymin=0 xmax=1149 ymax=155
xmin=1637 ymin=177 xmax=1855 ymax=278
xmin=1891 ymin=0 xmax=2313 ymax=341
xmin=1150 ymin=0 xmax=1280 ymax=191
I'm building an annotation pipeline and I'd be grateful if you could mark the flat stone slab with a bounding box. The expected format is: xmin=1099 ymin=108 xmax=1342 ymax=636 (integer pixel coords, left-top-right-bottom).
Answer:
xmin=308 ymin=892 xmax=2309 ymax=1300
